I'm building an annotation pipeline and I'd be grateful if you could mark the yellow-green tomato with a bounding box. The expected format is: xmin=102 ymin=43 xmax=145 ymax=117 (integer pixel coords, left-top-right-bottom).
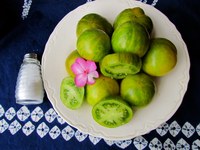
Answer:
xmin=120 ymin=73 xmax=155 ymax=107
xmin=142 ymin=38 xmax=177 ymax=76
xmin=86 ymin=75 xmax=119 ymax=106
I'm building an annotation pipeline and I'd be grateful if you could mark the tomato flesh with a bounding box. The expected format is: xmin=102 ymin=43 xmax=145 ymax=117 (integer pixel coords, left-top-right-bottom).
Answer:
xmin=92 ymin=96 xmax=133 ymax=128
xmin=60 ymin=77 xmax=85 ymax=110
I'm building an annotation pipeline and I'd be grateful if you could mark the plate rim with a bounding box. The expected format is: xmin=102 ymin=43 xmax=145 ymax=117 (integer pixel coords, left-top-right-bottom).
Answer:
xmin=41 ymin=0 xmax=190 ymax=140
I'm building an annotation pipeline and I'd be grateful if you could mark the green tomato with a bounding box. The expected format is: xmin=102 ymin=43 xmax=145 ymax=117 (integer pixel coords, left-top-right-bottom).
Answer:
xmin=111 ymin=21 xmax=150 ymax=57
xmin=100 ymin=52 xmax=142 ymax=79
xmin=77 ymin=29 xmax=111 ymax=62
xmin=113 ymin=7 xmax=153 ymax=34
xmin=65 ymin=50 xmax=81 ymax=77
xmin=142 ymin=38 xmax=177 ymax=76
xmin=92 ymin=96 xmax=133 ymax=128
xmin=60 ymin=76 xmax=85 ymax=110
xmin=120 ymin=73 xmax=155 ymax=107
xmin=76 ymin=13 xmax=113 ymax=37
xmin=86 ymin=75 xmax=119 ymax=106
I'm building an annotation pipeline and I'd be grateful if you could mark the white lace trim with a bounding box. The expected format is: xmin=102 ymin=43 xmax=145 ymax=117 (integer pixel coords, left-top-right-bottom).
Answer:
xmin=22 ymin=0 xmax=32 ymax=20
xmin=21 ymin=0 xmax=160 ymax=20
xmin=0 ymin=104 xmax=200 ymax=149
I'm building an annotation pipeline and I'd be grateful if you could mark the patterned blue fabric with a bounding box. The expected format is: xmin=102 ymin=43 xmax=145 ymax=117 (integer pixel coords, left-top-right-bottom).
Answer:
xmin=0 ymin=0 xmax=200 ymax=149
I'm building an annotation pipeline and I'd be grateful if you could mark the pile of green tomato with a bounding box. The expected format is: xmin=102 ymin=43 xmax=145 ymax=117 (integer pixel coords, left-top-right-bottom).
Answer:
xmin=60 ymin=7 xmax=177 ymax=128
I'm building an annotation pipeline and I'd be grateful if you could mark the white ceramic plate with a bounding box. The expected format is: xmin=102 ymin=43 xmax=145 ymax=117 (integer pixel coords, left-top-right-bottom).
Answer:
xmin=41 ymin=0 xmax=190 ymax=140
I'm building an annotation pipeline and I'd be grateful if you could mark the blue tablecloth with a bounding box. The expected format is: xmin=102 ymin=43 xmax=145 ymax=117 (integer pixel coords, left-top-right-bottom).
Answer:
xmin=0 ymin=0 xmax=199 ymax=149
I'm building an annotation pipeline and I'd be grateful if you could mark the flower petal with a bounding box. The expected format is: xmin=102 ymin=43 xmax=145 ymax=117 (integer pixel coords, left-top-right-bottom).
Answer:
xmin=76 ymin=58 xmax=87 ymax=71
xmin=71 ymin=62 xmax=84 ymax=75
xmin=74 ymin=73 xmax=87 ymax=87
xmin=86 ymin=60 xmax=97 ymax=72
xmin=87 ymin=71 xmax=99 ymax=85
xmin=90 ymin=71 xmax=99 ymax=78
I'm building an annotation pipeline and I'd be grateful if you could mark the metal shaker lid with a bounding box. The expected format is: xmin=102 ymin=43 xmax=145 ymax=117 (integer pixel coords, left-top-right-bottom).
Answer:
xmin=24 ymin=53 xmax=38 ymax=59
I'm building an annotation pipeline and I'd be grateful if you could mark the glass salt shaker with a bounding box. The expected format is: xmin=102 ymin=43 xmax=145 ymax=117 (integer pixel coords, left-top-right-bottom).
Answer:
xmin=15 ymin=53 xmax=44 ymax=105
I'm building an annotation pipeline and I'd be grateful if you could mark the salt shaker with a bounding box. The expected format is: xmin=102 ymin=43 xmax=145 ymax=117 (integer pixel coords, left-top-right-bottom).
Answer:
xmin=15 ymin=53 xmax=44 ymax=105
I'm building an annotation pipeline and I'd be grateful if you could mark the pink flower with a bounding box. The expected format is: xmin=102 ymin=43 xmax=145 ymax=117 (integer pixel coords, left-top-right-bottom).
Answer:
xmin=71 ymin=58 xmax=99 ymax=87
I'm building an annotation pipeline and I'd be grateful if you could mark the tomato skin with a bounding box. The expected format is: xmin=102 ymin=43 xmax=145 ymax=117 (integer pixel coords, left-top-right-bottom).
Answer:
xmin=86 ymin=75 xmax=119 ymax=106
xmin=111 ymin=21 xmax=150 ymax=58
xmin=113 ymin=7 xmax=153 ymax=34
xmin=92 ymin=96 xmax=133 ymax=128
xmin=77 ymin=29 xmax=111 ymax=62
xmin=76 ymin=13 xmax=113 ymax=37
xmin=142 ymin=38 xmax=177 ymax=76
xmin=120 ymin=73 xmax=155 ymax=107
xmin=99 ymin=52 xmax=142 ymax=79
xmin=65 ymin=50 xmax=81 ymax=77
